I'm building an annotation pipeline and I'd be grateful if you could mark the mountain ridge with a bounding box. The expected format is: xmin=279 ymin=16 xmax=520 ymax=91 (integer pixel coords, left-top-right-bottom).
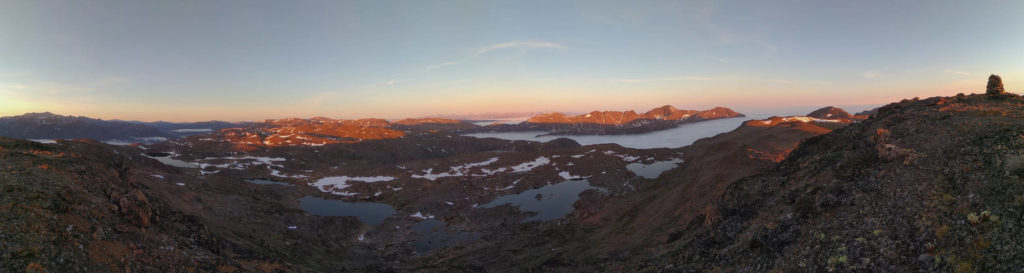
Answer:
xmin=466 ymin=105 xmax=745 ymax=135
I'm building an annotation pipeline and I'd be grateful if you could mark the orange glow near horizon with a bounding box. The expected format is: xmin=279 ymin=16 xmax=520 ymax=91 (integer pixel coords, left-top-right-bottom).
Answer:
xmin=2 ymin=72 xmax=1020 ymax=122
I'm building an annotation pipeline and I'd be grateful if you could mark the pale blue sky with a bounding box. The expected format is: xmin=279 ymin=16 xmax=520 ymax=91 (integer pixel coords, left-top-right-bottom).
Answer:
xmin=1 ymin=0 xmax=1022 ymax=121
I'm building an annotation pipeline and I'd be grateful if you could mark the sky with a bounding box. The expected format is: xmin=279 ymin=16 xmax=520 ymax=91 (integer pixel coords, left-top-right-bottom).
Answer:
xmin=1 ymin=0 xmax=1022 ymax=122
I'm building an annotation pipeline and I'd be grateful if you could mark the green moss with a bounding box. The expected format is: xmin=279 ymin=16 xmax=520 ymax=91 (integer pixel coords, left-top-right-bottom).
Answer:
xmin=955 ymin=262 xmax=972 ymax=273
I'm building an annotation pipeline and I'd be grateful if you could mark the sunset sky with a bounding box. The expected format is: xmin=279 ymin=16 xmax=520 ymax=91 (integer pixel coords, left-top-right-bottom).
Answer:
xmin=2 ymin=0 xmax=1022 ymax=122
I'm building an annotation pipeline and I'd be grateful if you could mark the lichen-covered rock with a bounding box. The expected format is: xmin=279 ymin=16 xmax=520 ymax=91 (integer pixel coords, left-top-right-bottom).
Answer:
xmin=117 ymin=189 xmax=152 ymax=227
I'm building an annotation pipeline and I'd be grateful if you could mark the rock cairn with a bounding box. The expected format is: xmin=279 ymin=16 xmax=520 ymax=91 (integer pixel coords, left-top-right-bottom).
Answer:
xmin=987 ymin=74 xmax=1005 ymax=97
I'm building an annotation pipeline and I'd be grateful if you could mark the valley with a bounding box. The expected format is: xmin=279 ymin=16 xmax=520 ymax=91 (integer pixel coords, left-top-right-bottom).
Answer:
xmin=0 ymin=101 xmax=874 ymax=271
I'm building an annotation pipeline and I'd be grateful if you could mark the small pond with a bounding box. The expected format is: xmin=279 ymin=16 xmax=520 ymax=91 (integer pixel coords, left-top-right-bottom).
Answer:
xmin=626 ymin=158 xmax=684 ymax=179
xmin=145 ymin=154 xmax=200 ymax=168
xmin=481 ymin=180 xmax=605 ymax=222
xmin=299 ymin=196 xmax=396 ymax=225
xmin=246 ymin=179 xmax=292 ymax=186
xmin=410 ymin=219 xmax=482 ymax=254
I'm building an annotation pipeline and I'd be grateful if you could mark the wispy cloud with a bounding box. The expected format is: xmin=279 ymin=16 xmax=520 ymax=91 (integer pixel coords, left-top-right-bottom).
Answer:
xmin=474 ymin=41 xmax=565 ymax=56
xmin=362 ymin=80 xmax=401 ymax=88
xmin=944 ymin=68 xmax=971 ymax=76
xmin=614 ymin=76 xmax=715 ymax=83
xmin=425 ymin=62 xmax=459 ymax=70
xmin=0 ymin=82 xmax=91 ymax=94
xmin=304 ymin=91 xmax=338 ymax=106
xmin=694 ymin=4 xmax=779 ymax=57
xmin=431 ymin=79 xmax=470 ymax=86
xmin=424 ymin=41 xmax=565 ymax=71
xmin=863 ymin=70 xmax=882 ymax=79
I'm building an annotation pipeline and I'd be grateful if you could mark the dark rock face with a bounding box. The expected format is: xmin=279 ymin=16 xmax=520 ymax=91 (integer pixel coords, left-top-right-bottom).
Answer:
xmin=988 ymin=74 xmax=1005 ymax=96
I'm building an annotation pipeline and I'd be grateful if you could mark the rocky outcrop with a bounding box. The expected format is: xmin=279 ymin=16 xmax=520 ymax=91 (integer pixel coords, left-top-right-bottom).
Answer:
xmin=639 ymin=87 xmax=1024 ymax=271
xmin=0 ymin=138 xmax=268 ymax=272
xmin=163 ymin=116 xmax=485 ymax=151
xmin=806 ymin=106 xmax=855 ymax=119
xmin=392 ymin=118 xmax=464 ymax=125
xmin=988 ymin=74 xmax=1005 ymax=97
xmin=390 ymin=118 xmax=478 ymax=131
xmin=856 ymin=107 xmax=880 ymax=118
xmin=204 ymin=118 xmax=405 ymax=151
xmin=746 ymin=107 xmax=865 ymax=129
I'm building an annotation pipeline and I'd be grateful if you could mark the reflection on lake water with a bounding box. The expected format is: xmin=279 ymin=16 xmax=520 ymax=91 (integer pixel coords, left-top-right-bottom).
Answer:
xmin=410 ymin=219 xmax=482 ymax=254
xmin=299 ymin=196 xmax=396 ymax=225
xmin=463 ymin=116 xmax=764 ymax=149
xmin=627 ymin=159 xmax=684 ymax=179
xmin=481 ymin=180 xmax=605 ymax=222
xmin=246 ymin=179 xmax=293 ymax=186
xmin=146 ymin=155 xmax=200 ymax=168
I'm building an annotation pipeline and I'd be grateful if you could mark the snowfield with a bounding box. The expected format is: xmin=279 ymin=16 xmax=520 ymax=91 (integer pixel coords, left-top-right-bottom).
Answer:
xmin=312 ymin=176 xmax=396 ymax=196
xmin=412 ymin=157 xmax=499 ymax=181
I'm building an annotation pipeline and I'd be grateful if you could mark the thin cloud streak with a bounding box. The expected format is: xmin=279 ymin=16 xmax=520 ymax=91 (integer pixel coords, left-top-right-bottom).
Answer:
xmin=863 ymin=70 xmax=882 ymax=79
xmin=474 ymin=41 xmax=565 ymax=56
xmin=615 ymin=76 xmax=716 ymax=83
xmin=944 ymin=69 xmax=971 ymax=76
xmin=362 ymin=80 xmax=401 ymax=88
xmin=424 ymin=40 xmax=565 ymax=71
xmin=424 ymin=62 xmax=458 ymax=70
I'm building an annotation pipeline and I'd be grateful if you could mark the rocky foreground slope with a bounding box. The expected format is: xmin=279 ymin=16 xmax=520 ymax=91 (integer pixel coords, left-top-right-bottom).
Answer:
xmin=644 ymin=80 xmax=1024 ymax=272
xmin=0 ymin=138 xmax=298 ymax=272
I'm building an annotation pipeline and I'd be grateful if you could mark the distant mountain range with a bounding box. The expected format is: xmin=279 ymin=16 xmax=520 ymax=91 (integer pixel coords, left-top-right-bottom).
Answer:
xmin=423 ymin=112 xmax=548 ymax=121
xmin=0 ymin=112 xmax=248 ymax=143
xmin=0 ymin=106 xmax=747 ymax=145
xmin=467 ymin=105 xmax=746 ymax=135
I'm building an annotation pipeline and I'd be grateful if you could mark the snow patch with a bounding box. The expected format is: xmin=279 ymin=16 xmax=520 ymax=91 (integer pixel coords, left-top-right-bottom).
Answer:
xmin=412 ymin=157 xmax=499 ymax=181
xmin=778 ymin=116 xmax=843 ymax=123
xmin=511 ymin=157 xmax=550 ymax=172
xmin=311 ymin=176 xmax=396 ymax=196
xmin=500 ymin=179 xmax=522 ymax=191
xmin=558 ymin=171 xmax=583 ymax=180
xmin=409 ymin=212 xmax=435 ymax=220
